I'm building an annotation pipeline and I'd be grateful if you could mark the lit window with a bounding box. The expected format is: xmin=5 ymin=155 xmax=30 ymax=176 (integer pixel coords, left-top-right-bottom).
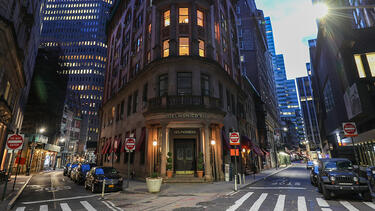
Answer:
xmin=179 ymin=37 xmax=189 ymax=56
xmin=366 ymin=52 xmax=375 ymax=77
xmin=199 ymin=40 xmax=205 ymax=57
xmin=354 ymin=54 xmax=366 ymax=78
xmin=179 ymin=8 xmax=189 ymax=24
xmin=197 ymin=10 xmax=204 ymax=27
xmin=136 ymin=36 xmax=142 ymax=52
xmin=163 ymin=40 xmax=169 ymax=57
xmin=164 ymin=10 xmax=170 ymax=27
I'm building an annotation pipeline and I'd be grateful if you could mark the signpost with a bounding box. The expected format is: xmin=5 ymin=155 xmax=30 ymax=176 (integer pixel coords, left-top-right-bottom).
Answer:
xmin=2 ymin=134 xmax=24 ymax=200
xmin=125 ymin=138 xmax=136 ymax=188
xmin=229 ymin=132 xmax=240 ymax=191
xmin=343 ymin=122 xmax=359 ymax=176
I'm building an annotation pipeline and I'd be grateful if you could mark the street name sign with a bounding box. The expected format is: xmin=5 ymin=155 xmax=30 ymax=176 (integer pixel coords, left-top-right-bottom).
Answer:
xmin=125 ymin=138 xmax=136 ymax=152
xmin=229 ymin=132 xmax=240 ymax=145
xmin=343 ymin=122 xmax=358 ymax=137
xmin=6 ymin=134 xmax=24 ymax=151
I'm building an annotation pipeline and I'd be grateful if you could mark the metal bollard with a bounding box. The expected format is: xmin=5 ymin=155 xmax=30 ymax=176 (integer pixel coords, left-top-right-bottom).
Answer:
xmin=238 ymin=173 xmax=242 ymax=184
xmin=234 ymin=175 xmax=238 ymax=191
xmin=101 ymin=179 xmax=106 ymax=198
xmin=243 ymin=174 xmax=246 ymax=184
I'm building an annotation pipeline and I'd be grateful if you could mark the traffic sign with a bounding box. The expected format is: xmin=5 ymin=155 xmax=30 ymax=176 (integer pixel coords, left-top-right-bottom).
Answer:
xmin=6 ymin=134 xmax=24 ymax=151
xmin=343 ymin=122 xmax=358 ymax=137
xmin=125 ymin=138 xmax=136 ymax=151
xmin=229 ymin=132 xmax=240 ymax=145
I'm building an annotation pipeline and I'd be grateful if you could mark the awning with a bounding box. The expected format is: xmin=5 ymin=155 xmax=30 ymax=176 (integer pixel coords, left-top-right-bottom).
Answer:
xmin=114 ymin=137 xmax=120 ymax=153
xmin=108 ymin=138 xmax=114 ymax=154
xmin=242 ymin=136 xmax=264 ymax=156
xmin=222 ymin=129 xmax=231 ymax=151
xmin=136 ymin=127 xmax=146 ymax=152
xmin=102 ymin=138 xmax=111 ymax=154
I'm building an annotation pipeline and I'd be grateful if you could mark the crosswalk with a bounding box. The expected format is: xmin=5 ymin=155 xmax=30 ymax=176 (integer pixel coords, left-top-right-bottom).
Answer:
xmin=15 ymin=200 xmax=122 ymax=211
xmin=225 ymin=192 xmax=375 ymax=211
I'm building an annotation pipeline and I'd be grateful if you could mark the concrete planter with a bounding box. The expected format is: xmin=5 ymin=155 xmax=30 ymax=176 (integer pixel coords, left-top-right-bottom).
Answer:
xmin=146 ymin=177 xmax=163 ymax=193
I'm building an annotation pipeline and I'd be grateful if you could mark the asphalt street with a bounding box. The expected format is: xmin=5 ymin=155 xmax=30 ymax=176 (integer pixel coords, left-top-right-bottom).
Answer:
xmin=12 ymin=170 xmax=121 ymax=211
xmin=201 ymin=163 xmax=375 ymax=211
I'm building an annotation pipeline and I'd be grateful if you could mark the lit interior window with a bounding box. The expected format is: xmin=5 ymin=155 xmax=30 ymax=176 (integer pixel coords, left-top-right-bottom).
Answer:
xmin=366 ymin=52 xmax=375 ymax=77
xmin=354 ymin=54 xmax=366 ymax=78
xmin=164 ymin=10 xmax=170 ymax=27
xmin=199 ymin=40 xmax=205 ymax=57
xmin=163 ymin=40 xmax=169 ymax=57
xmin=179 ymin=8 xmax=189 ymax=24
xmin=179 ymin=37 xmax=189 ymax=56
xmin=197 ymin=10 xmax=204 ymax=27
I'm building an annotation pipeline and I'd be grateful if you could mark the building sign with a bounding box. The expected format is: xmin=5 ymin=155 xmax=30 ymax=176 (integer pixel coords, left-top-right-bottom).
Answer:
xmin=166 ymin=113 xmax=207 ymax=119
xmin=44 ymin=144 xmax=61 ymax=152
xmin=344 ymin=83 xmax=362 ymax=119
xmin=173 ymin=129 xmax=197 ymax=135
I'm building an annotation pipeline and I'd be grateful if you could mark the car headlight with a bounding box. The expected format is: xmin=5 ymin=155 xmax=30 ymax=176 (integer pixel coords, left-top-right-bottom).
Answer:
xmin=353 ymin=177 xmax=358 ymax=182
xmin=372 ymin=170 xmax=375 ymax=175
xmin=330 ymin=176 xmax=335 ymax=181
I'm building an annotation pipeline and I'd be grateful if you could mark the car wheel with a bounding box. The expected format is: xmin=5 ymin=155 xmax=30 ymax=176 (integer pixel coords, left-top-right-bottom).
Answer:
xmin=91 ymin=184 xmax=96 ymax=193
xmin=322 ymin=186 xmax=331 ymax=200
xmin=363 ymin=190 xmax=373 ymax=202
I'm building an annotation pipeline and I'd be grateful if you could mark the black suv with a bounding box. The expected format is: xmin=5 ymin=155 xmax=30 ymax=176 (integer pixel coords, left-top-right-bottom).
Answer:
xmin=317 ymin=158 xmax=371 ymax=201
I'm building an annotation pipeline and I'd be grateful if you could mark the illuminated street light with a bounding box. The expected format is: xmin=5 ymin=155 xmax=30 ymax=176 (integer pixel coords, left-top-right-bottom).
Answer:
xmin=39 ymin=127 xmax=46 ymax=133
xmin=153 ymin=140 xmax=157 ymax=146
xmin=312 ymin=3 xmax=329 ymax=19
xmin=210 ymin=140 xmax=216 ymax=145
xmin=59 ymin=138 xmax=65 ymax=143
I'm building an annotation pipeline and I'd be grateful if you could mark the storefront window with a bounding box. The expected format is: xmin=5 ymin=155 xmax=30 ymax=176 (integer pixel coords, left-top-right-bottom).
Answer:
xmin=179 ymin=37 xmax=189 ymax=56
xmin=164 ymin=10 xmax=170 ymax=27
xmin=159 ymin=74 xmax=168 ymax=96
xmin=179 ymin=8 xmax=189 ymax=24
xmin=177 ymin=72 xmax=192 ymax=95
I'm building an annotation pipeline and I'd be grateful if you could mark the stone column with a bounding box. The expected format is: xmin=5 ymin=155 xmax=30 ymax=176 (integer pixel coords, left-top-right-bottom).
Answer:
xmin=204 ymin=123 xmax=212 ymax=180
xmin=160 ymin=124 xmax=167 ymax=176
xmin=215 ymin=125 xmax=224 ymax=180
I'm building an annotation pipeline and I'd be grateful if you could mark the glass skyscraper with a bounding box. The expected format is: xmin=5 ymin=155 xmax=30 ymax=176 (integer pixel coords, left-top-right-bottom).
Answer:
xmin=40 ymin=0 xmax=114 ymax=152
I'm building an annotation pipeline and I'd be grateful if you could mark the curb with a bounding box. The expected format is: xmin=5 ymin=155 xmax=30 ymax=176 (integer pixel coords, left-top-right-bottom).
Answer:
xmin=239 ymin=164 xmax=293 ymax=190
xmin=7 ymin=175 xmax=33 ymax=210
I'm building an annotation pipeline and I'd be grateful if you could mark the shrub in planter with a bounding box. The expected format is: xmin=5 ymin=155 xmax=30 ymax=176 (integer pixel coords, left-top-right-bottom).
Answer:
xmin=146 ymin=172 xmax=162 ymax=193
xmin=197 ymin=152 xmax=204 ymax=178
xmin=166 ymin=152 xmax=173 ymax=178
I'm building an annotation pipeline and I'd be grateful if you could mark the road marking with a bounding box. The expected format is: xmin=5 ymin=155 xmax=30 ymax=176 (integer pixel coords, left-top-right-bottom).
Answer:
xmin=321 ymin=208 xmax=332 ymax=211
xmin=106 ymin=200 xmax=123 ymax=211
xmin=40 ymin=205 xmax=48 ymax=211
xmin=248 ymin=187 xmax=306 ymax=190
xmin=226 ymin=192 xmax=253 ymax=211
xmin=295 ymin=182 xmax=301 ymax=186
xmin=316 ymin=198 xmax=329 ymax=207
xmin=80 ymin=201 xmax=97 ymax=211
xmin=249 ymin=193 xmax=267 ymax=211
xmin=364 ymin=202 xmax=375 ymax=209
xmin=339 ymin=201 xmax=359 ymax=211
xmin=60 ymin=203 xmax=72 ymax=211
xmin=273 ymin=194 xmax=285 ymax=211
xmin=298 ymin=196 xmax=307 ymax=211
xmin=102 ymin=200 xmax=119 ymax=211
xmin=22 ymin=194 xmax=102 ymax=204
xmin=15 ymin=207 xmax=25 ymax=211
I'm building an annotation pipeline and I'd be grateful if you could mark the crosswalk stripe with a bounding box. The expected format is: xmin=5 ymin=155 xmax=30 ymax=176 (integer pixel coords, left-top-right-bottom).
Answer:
xmin=339 ymin=201 xmax=359 ymax=211
xmin=80 ymin=201 xmax=97 ymax=211
xmin=226 ymin=192 xmax=253 ymax=211
xmin=249 ymin=193 xmax=268 ymax=211
xmin=321 ymin=208 xmax=332 ymax=211
xmin=363 ymin=202 xmax=375 ymax=209
xmin=298 ymin=196 xmax=307 ymax=211
xmin=60 ymin=203 xmax=72 ymax=211
xmin=15 ymin=207 xmax=25 ymax=211
xmin=40 ymin=205 xmax=48 ymax=211
xmin=316 ymin=198 xmax=329 ymax=207
xmin=273 ymin=194 xmax=285 ymax=211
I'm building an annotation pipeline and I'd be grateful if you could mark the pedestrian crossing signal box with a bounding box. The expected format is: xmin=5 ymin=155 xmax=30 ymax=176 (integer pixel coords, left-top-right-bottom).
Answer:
xmin=230 ymin=149 xmax=239 ymax=156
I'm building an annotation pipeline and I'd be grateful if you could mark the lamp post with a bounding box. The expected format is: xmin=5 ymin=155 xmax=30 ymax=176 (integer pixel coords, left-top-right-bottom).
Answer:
xmin=210 ymin=140 xmax=216 ymax=181
xmin=153 ymin=140 xmax=157 ymax=173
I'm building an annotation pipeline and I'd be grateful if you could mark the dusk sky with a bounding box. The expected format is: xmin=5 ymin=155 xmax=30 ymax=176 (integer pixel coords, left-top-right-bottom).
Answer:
xmin=255 ymin=0 xmax=319 ymax=79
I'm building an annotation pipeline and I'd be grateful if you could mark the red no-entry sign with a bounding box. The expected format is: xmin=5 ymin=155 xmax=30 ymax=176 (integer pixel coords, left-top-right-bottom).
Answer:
xmin=125 ymin=138 xmax=136 ymax=152
xmin=6 ymin=134 xmax=24 ymax=151
xmin=343 ymin=122 xmax=358 ymax=137
xmin=229 ymin=132 xmax=240 ymax=145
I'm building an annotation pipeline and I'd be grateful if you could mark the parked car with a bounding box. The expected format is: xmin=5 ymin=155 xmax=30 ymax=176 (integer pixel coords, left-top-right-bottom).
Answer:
xmin=310 ymin=165 xmax=319 ymax=186
xmin=63 ymin=163 xmax=71 ymax=176
xmin=84 ymin=167 xmax=123 ymax=193
xmin=73 ymin=163 xmax=97 ymax=184
xmin=317 ymin=158 xmax=371 ymax=201
xmin=70 ymin=166 xmax=80 ymax=181
xmin=67 ymin=163 xmax=79 ymax=178
xmin=306 ymin=160 xmax=316 ymax=169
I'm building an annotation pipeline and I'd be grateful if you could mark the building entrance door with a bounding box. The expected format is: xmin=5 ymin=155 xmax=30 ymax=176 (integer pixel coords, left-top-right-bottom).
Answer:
xmin=174 ymin=139 xmax=195 ymax=175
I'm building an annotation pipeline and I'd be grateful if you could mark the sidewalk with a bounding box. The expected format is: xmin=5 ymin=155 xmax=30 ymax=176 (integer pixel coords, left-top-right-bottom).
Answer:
xmin=0 ymin=175 xmax=32 ymax=210
xmin=104 ymin=164 xmax=292 ymax=211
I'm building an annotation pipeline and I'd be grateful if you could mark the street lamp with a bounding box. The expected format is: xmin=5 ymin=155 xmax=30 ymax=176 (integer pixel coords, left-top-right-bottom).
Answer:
xmin=210 ymin=140 xmax=216 ymax=181
xmin=153 ymin=140 xmax=157 ymax=172
xmin=39 ymin=127 xmax=46 ymax=134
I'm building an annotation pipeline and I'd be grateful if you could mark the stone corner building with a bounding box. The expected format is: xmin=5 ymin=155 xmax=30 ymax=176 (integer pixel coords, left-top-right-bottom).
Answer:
xmin=99 ymin=0 xmax=262 ymax=181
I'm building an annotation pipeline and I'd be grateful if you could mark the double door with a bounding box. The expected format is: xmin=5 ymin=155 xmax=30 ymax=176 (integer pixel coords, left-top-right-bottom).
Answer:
xmin=174 ymin=139 xmax=195 ymax=174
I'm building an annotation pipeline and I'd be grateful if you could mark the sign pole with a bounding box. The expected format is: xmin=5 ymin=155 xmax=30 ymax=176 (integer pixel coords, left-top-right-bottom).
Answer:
xmin=234 ymin=145 xmax=238 ymax=191
xmin=127 ymin=151 xmax=130 ymax=188
xmin=12 ymin=151 xmax=22 ymax=191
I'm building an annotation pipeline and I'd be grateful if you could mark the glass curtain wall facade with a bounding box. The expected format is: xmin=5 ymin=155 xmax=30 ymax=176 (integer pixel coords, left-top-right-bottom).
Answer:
xmin=40 ymin=0 xmax=114 ymax=151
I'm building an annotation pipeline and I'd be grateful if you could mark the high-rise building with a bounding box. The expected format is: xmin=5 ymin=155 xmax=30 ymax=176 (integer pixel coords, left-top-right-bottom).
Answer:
xmin=296 ymin=65 xmax=321 ymax=150
xmin=236 ymin=0 xmax=280 ymax=169
xmin=40 ymin=0 xmax=114 ymax=154
xmin=265 ymin=18 xmax=305 ymax=143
